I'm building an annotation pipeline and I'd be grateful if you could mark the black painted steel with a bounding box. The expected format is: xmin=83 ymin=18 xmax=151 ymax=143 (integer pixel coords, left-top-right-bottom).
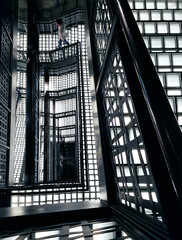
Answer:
xmin=25 ymin=0 xmax=40 ymax=185
xmin=111 ymin=203 xmax=170 ymax=240
xmin=86 ymin=0 xmax=182 ymax=239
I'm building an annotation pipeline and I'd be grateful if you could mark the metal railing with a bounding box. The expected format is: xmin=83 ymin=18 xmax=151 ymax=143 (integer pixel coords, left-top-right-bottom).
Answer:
xmin=86 ymin=0 xmax=182 ymax=239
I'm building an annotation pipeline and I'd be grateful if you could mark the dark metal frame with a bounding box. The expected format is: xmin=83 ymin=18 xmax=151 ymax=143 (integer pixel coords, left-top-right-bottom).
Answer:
xmin=86 ymin=0 xmax=182 ymax=239
xmin=43 ymin=42 xmax=88 ymax=188
xmin=1 ymin=0 xmax=182 ymax=239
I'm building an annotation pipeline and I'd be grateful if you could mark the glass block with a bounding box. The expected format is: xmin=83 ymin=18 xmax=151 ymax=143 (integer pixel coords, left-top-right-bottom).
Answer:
xmin=172 ymin=54 xmax=182 ymax=66
xmin=164 ymin=37 xmax=176 ymax=48
xmin=178 ymin=116 xmax=182 ymax=125
xmin=158 ymin=73 xmax=165 ymax=86
xmin=168 ymin=90 xmax=182 ymax=96
xmin=179 ymin=2 xmax=182 ymax=8
xmin=168 ymin=1 xmax=177 ymax=9
xmin=143 ymin=37 xmax=149 ymax=48
xmin=168 ymin=98 xmax=175 ymax=112
xmin=135 ymin=1 xmax=145 ymax=9
xmin=140 ymin=11 xmax=150 ymax=20
xmin=174 ymin=11 xmax=182 ymax=20
xmin=151 ymin=10 xmax=161 ymax=20
xmin=166 ymin=74 xmax=180 ymax=87
xmin=177 ymin=99 xmax=182 ymax=112
xmin=146 ymin=0 xmax=155 ymax=9
xmin=128 ymin=0 xmax=134 ymax=9
xmin=157 ymin=1 xmax=166 ymax=9
xmin=151 ymin=37 xmax=162 ymax=48
xmin=144 ymin=23 xmax=156 ymax=33
xmin=137 ymin=22 xmax=143 ymax=33
xmin=178 ymin=37 xmax=182 ymax=48
xmin=158 ymin=54 xmax=170 ymax=66
xmin=163 ymin=10 xmax=173 ymax=20
xmin=157 ymin=22 xmax=168 ymax=33
xmin=170 ymin=23 xmax=181 ymax=33
xmin=132 ymin=10 xmax=138 ymax=20
xmin=150 ymin=53 xmax=156 ymax=65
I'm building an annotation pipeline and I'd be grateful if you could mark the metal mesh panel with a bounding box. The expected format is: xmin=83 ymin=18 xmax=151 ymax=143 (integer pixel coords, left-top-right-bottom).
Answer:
xmin=94 ymin=0 xmax=112 ymax=67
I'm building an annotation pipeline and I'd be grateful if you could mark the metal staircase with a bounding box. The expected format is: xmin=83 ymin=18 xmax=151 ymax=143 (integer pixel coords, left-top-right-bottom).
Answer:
xmin=0 ymin=0 xmax=182 ymax=239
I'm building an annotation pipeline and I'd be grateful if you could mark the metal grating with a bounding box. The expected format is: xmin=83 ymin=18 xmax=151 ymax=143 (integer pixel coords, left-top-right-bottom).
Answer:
xmin=94 ymin=0 xmax=112 ymax=68
xmin=12 ymin=9 xmax=100 ymax=206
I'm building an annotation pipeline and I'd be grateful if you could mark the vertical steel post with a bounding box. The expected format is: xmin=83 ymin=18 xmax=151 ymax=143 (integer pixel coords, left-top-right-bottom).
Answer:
xmin=25 ymin=0 xmax=39 ymax=185
xmin=44 ymin=69 xmax=50 ymax=182
xmin=53 ymin=99 xmax=56 ymax=181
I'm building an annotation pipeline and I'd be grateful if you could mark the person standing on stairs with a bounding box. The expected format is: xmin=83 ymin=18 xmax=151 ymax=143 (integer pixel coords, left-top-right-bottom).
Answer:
xmin=56 ymin=18 xmax=69 ymax=48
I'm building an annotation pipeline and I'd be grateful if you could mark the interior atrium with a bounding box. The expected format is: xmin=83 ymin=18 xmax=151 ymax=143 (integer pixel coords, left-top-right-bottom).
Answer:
xmin=0 ymin=0 xmax=182 ymax=239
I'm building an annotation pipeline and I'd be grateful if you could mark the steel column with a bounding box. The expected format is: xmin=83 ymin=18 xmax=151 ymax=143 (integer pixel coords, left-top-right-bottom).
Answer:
xmin=25 ymin=0 xmax=39 ymax=185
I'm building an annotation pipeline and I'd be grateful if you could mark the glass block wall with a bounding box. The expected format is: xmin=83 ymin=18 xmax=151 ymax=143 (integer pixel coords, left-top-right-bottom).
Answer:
xmin=128 ymin=0 xmax=182 ymax=130
xmin=0 ymin=6 xmax=13 ymax=186
xmin=12 ymin=9 xmax=100 ymax=206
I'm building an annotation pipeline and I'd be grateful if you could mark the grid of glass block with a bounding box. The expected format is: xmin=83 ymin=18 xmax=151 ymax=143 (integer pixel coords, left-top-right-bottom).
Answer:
xmin=11 ymin=9 xmax=100 ymax=206
xmin=90 ymin=0 xmax=162 ymax=222
xmin=0 ymin=15 xmax=12 ymax=186
xmin=128 ymin=0 xmax=182 ymax=131
xmin=0 ymin=218 xmax=134 ymax=240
